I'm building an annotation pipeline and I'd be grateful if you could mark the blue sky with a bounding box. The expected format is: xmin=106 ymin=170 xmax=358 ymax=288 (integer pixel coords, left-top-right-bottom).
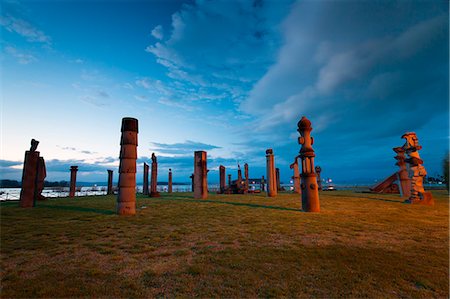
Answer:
xmin=1 ymin=0 xmax=448 ymax=185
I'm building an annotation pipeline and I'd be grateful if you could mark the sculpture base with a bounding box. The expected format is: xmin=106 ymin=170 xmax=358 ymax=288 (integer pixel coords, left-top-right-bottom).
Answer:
xmin=116 ymin=202 xmax=136 ymax=215
xmin=403 ymin=191 xmax=434 ymax=206
xmin=150 ymin=192 xmax=160 ymax=197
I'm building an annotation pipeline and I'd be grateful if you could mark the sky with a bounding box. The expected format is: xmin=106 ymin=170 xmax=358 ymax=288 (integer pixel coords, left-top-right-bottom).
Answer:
xmin=1 ymin=0 xmax=448 ymax=185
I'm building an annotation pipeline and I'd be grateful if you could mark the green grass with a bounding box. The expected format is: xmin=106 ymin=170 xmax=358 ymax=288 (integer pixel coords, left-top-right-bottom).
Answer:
xmin=1 ymin=190 xmax=448 ymax=298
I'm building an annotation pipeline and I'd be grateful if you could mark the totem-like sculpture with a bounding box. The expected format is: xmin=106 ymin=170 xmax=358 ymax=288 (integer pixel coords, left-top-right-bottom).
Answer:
xmin=194 ymin=151 xmax=208 ymax=199
xmin=276 ymin=168 xmax=281 ymax=191
xmin=315 ymin=166 xmax=323 ymax=191
xmin=117 ymin=117 xmax=138 ymax=215
xmin=290 ymin=157 xmax=301 ymax=194
xmin=401 ymin=132 xmax=433 ymax=205
xmin=190 ymin=173 xmax=194 ymax=192
xmin=69 ymin=166 xmax=78 ymax=197
xmin=244 ymin=163 xmax=249 ymax=193
xmin=219 ymin=165 xmax=226 ymax=194
xmin=298 ymin=116 xmax=320 ymax=212
xmin=265 ymin=149 xmax=277 ymax=197
xmin=261 ymin=175 xmax=265 ymax=192
xmin=237 ymin=164 xmax=243 ymax=187
xmin=227 ymin=174 xmax=232 ymax=188
xmin=150 ymin=153 xmax=160 ymax=197
xmin=19 ymin=139 xmax=46 ymax=207
xmin=107 ymin=170 xmax=113 ymax=195
xmin=143 ymin=162 xmax=149 ymax=195
xmin=393 ymin=147 xmax=411 ymax=197
xmin=168 ymin=168 xmax=173 ymax=193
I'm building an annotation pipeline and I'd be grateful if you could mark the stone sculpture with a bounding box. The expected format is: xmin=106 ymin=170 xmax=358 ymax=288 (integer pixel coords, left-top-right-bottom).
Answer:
xmin=237 ymin=164 xmax=243 ymax=187
xmin=143 ymin=162 xmax=149 ymax=195
xmin=290 ymin=157 xmax=301 ymax=194
xmin=315 ymin=166 xmax=322 ymax=190
xmin=393 ymin=147 xmax=411 ymax=197
xmin=150 ymin=153 xmax=160 ymax=197
xmin=19 ymin=139 xmax=46 ymax=207
xmin=261 ymin=175 xmax=265 ymax=192
xmin=69 ymin=166 xmax=78 ymax=197
xmin=219 ymin=165 xmax=226 ymax=194
xmin=117 ymin=117 xmax=138 ymax=215
xmin=107 ymin=170 xmax=113 ymax=195
xmin=401 ymin=132 xmax=433 ymax=205
xmin=190 ymin=173 xmax=194 ymax=192
xmin=168 ymin=168 xmax=173 ymax=193
xmin=276 ymin=168 xmax=281 ymax=191
xmin=298 ymin=116 xmax=320 ymax=212
xmin=228 ymin=174 xmax=231 ymax=189
xmin=244 ymin=163 xmax=249 ymax=193
xmin=265 ymin=149 xmax=277 ymax=197
xmin=194 ymin=151 xmax=208 ymax=199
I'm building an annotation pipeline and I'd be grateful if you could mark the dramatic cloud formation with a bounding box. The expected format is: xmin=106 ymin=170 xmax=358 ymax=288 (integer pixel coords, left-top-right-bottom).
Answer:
xmin=149 ymin=140 xmax=221 ymax=156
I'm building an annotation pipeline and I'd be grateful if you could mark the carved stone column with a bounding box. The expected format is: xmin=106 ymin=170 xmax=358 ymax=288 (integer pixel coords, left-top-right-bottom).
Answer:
xmin=244 ymin=163 xmax=249 ymax=193
xmin=261 ymin=175 xmax=265 ymax=192
xmin=290 ymin=157 xmax=301 ymax=194
xmin=315 ymin=166 xmax=322 ymax=191
xmin=107 ymin=170 xmax=113 ymax=195
xmin=69 ymin=166 xmax=78 ymax=198
xmin=150 ymin=153 xmax=160 ymax=197
xmin=298 ymin=116 xmax=320 ymax=212
xmin=19 ymin=150 xmax=40 ymax=207
xmin=143 ymin=162 xmax=149 ymax=195
xmin=194 ymin=151 xmax=208 ymax=199
xmin=168 ymin=168 xmax=173 ymax=193
xmin=265 ymin=149 xmax=277 ymax=197
xmin=117 ymin=117 xmax=138 ymax=215
xmin=219 ymin=165 xmax=226 ymax=193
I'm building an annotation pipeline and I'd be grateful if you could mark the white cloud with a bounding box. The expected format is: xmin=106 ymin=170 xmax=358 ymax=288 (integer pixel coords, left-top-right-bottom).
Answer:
xmin=0 ymin=15 xmax=51 ymax=44
xmin=151 ymin=25 xmax=164 ymax=40
xmin=4 ymin=46 xmax=37 ymax=64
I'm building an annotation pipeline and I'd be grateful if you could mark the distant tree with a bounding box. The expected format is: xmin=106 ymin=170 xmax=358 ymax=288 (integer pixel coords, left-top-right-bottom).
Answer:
xmin=444 ymin=152 xmax=449 ymax=193
xmin=0 ymin=180 xmax=21 ymax=188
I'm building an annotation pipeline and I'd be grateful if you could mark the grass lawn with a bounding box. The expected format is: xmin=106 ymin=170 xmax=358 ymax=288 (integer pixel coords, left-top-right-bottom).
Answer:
xmin=1 ymin=190 xmax=448 ymax=298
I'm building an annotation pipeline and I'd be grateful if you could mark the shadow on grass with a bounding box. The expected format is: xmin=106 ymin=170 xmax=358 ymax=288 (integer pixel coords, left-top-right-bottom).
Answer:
xmin=326 ymin=192 xmax=404 ymax=204
xmin=37 ymin=204 xmax=115 ymax=215
xmin=145 ymin=196 xmax=303 ymax=212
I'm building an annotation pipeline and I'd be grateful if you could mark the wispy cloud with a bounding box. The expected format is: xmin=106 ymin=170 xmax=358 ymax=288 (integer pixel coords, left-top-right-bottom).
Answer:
xmin=4 ymin=45 xmax=37 ymax=64
xmin=0 ymin=14 xmax=51 ymax=44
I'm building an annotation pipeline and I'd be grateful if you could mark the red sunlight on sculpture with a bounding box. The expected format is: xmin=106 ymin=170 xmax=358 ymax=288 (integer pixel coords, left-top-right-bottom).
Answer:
xmin=298 ymin=116 xmax=320 ymax=212
xmin=117 ymin=117 xmax=138 ymax=215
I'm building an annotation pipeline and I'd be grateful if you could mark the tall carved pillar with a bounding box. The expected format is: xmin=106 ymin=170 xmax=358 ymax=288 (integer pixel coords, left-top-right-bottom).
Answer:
xmin=194 ymin=151 xmax=208 ymax=199
xmin=261 ymin=175 xmax=265 ymax=192
xmin=168 ymin=168 xmax=173 ymax=193
xmin=19 ymin=140 xmax=41 ymax=208
xmin=244 ymin=163 xmax=249 ymax=193
xmin=190 ymin=174 xmax=194 ymax=192
xmin=276 ymin=168 xmax=281 ymax=191
xmin=298 ymin=116 xmax=320 ymax=212
xmin=237 ymin=165 xmax=243 ymax=188
xmin=143 ymin=162 xmax=149 ymax=195
xmin=227 ymin=174 xmax=231 ymax=188
xmin=69 ymin=166 xmax=78 ymax=197
xmin=107 ymin=170 xmax=113 ymax=195
xmin=290 ymin=157 xmax=301 ymax=194
xmin=150 ymin=153 xmax=160 ymax=197
xmin=219 ymin=165 xmax=226 ymax=193
xmin=393 ymin=147 xmax=411 ymax=197
xmin=117 ymin=117 xmax=138 ymax=215
xmin=315 ymin=166 xmax=322 ymax=190
xmin=265 ymin=149 xmax=277 ymax=197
